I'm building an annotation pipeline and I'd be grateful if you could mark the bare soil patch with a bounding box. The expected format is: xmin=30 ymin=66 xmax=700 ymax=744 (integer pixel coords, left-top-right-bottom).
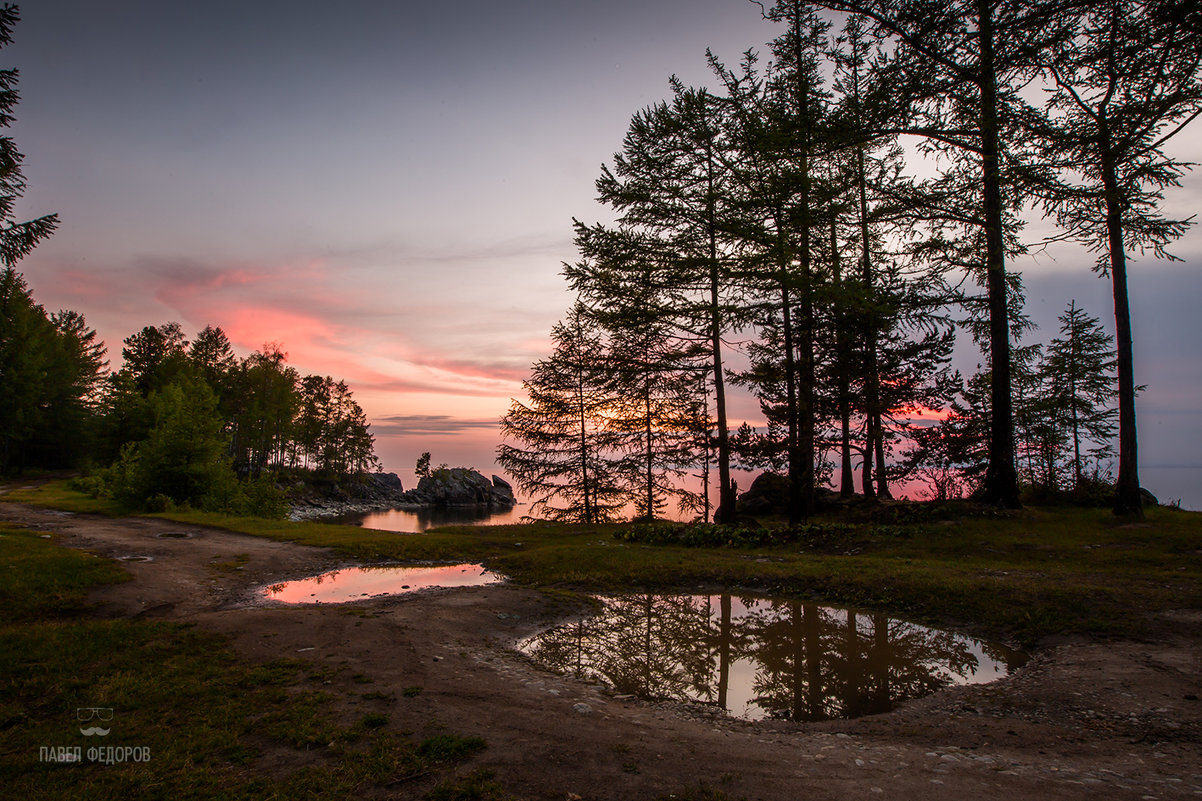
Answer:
xmin=4 ymin=502 xmax=1200 ymax=800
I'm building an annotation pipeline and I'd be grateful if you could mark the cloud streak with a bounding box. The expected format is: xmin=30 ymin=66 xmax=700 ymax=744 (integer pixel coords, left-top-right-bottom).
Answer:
xmin=373 ymin=415 xmax=500 ymax=436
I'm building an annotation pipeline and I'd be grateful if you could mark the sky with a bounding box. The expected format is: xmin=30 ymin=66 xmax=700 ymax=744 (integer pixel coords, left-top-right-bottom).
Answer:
xmin=8 ymin=1 xmax=1202 ymax=504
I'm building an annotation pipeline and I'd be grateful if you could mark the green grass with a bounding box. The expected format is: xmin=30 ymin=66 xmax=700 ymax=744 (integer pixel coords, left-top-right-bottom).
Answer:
xmin=5 ymin=480 xmax=1201 ymax=645
xmin=1 ymin=479 xmax=127 ymax=515
xmin=0 ymin=520 xmax=493 ymax=799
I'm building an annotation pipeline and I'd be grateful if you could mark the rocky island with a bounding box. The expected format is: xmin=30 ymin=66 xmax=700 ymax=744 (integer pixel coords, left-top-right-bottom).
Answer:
xmin=287 ymin=467 xmax=516 ymax=521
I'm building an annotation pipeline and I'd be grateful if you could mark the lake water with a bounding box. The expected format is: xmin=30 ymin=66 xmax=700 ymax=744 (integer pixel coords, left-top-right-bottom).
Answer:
xmin=1139 ymin=466 xmax=1202 ymax=511
xmin=330 ymin=504 xmax=526 ymax=533
xmin=261 ymin=563 xmax=504 ymax=603
xmin=520 ymin=593 xmax=1025 ymax=721
xmin=331 ymin=464 xmax=1199 ymax=534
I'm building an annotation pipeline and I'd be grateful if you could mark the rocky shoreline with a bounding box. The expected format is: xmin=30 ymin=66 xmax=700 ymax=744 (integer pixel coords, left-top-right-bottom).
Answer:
xmin=287 ymin=468 xmax=516 ymax=521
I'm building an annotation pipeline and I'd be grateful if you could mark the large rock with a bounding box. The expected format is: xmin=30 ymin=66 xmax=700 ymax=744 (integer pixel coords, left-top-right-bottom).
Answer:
xmin=284 ymin=471 xmax=407 ymax=520
xmin=357 ymin=472 xmax=404 ymax=500
xmin=738 ymin=471 xmax=790 ymax=515
xmin=491 ymin=475 xmax=515 ymax=503
xmin=402 ymin=468 xmax=517 ymax=508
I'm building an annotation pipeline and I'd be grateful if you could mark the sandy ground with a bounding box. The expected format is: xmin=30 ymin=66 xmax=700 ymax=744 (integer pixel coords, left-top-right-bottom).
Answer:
xmin=3 ymin=501 xmax=1200 ymax=800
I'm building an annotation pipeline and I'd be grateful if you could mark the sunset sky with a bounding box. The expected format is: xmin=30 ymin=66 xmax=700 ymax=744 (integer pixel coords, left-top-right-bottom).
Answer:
xmin=9 ymin=1 xmax=1201 ymax=503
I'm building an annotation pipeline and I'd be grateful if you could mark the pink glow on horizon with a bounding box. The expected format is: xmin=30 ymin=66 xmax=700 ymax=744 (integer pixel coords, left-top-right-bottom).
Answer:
xmin=901 ymin=405 xmax=951 ymax=423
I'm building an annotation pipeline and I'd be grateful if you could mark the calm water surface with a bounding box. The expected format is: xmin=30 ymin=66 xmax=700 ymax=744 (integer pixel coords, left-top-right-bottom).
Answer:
xmin=1139 ymin=466 xmax=1202 ymax=510
xmin=331 ymin=504 xmax=526 ymax=533
xmin=262 ymin=563 xmax=504 ymax=603
xmin=520 ymin=593 xmax=1025 ymax=721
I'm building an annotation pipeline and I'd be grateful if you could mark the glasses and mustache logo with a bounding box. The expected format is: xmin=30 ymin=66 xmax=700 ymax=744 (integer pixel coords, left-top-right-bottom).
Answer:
xmin=77 ymin=707 xmax=113 ymax=737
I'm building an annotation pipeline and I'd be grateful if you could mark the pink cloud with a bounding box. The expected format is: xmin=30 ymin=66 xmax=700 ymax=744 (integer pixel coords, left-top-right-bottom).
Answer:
xmin=220 ymin=307 xmax=339 ymax=356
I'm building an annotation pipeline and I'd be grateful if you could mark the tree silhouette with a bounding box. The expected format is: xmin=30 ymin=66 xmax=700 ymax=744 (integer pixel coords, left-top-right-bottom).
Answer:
xmin=498 ymin=303 xmax=624 ymax=523
xmin=1030 ymin=0 xmax=1201 ymax=515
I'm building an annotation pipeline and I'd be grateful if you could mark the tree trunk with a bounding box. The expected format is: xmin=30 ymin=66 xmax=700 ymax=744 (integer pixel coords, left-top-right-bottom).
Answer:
xmin=874 ymin=426 xmax=892 ymax=498
xmin=976 ymin=0 xmax=1021 ymax=508
xmin=791 ymin=6 xmax=816 ymax=521
xmin=707 ymin=139 xmax=737 ymax=524
xmin=856 ymin=148 xmax=882 ymax=499
xmin=833 ymin=219 xmax=854 ymax=496
xmin=1099 ymin=122 xmax=1142 ymax=517
xmin=644 ymin=381 xmax=655 ymax=518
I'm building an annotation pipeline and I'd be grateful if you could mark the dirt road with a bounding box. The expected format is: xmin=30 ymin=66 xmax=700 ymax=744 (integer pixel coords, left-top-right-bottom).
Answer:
xmin=4 ymin=502 xmax=1200 ymax=800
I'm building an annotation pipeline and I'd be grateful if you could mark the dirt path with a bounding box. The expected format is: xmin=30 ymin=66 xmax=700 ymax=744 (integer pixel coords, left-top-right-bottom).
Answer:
xmin=4 ymin=502 xmax=1200 ymax=800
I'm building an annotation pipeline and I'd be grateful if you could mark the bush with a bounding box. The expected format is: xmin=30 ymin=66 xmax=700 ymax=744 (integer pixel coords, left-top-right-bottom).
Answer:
xmin=66 ymin=474 xmax=105 ymax=498
xmin=235 ymin=474 xmax=289 ymax=518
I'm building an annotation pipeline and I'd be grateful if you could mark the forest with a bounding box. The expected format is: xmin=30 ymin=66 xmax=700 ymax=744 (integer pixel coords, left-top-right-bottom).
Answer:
xmin=0 ymin=276 xmax=380 ymax=515
xmin=498 ymin=0 xmax=1200 ymax=525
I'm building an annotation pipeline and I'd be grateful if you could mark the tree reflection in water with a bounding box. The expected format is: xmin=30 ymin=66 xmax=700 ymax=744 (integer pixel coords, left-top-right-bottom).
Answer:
xmin=520 ymin=594 xmax=1023 ymax=721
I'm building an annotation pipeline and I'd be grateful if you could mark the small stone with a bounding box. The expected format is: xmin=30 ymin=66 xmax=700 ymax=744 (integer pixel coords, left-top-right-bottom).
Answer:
xmin=572 ymin=703 xmax=592 ymax=715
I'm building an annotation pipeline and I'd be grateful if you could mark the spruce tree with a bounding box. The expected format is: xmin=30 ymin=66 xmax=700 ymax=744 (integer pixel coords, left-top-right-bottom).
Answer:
xmin=1041 ymin=300 xmax=1117 ymax=492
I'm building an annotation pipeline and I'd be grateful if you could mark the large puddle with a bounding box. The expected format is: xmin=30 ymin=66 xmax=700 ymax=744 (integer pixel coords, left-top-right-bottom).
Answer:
xmin=519 ymin=593 xmax=1025 ymax=721
xmin=262 ymin=564 xmax=504 ymax=603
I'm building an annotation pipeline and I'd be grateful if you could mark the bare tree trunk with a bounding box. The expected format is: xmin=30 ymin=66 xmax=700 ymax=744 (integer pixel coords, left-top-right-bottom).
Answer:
xmin=976 ymin=0 xmax=1021 ymax=508
xmin=833 ymin=219 xmax=855 ymax=496
xmin=1099 ymin=124 xmax=1142 ymax=517
xmin=857 ymin=148 xmax=882 ymax=499
xmin=707 ymin=139 xmax=737 ymax=523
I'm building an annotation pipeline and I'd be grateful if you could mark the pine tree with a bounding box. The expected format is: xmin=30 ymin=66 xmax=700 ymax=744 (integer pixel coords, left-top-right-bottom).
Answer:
xmin=0 ymin=270 xmax=107 ymax=472
xmin=595 ymin=257 xmax=708 ymax=520
xmin=567 ymin=81 xmax=745 ymax=522
xmin=713 ymin=2 xmax=834 ymax=522
xmin=807 ymin=0 xmax=1080 ymax=508
xmin=498 ymin=304 xmax=624 ymax=523
xmin=0 ymin=6 xmax=56 ymax=268
xmin=1030 ymin=0 xmax=1201 ymax=516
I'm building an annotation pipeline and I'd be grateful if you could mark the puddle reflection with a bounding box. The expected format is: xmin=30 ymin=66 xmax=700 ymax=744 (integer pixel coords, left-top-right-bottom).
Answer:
xmin=520 ymin=594 xmax=1025 ymax=721
xmin=263 ymin=564 xmax=503 ymax=603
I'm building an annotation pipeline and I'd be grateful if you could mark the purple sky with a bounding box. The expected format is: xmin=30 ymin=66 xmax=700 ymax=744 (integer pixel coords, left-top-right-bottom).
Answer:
xmin=9 ymin=1 xmax=1201 ymax=502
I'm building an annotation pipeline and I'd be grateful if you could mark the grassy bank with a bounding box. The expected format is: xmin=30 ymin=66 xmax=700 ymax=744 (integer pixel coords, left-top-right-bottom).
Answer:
xmin=0 ymin=521 xmax=503 ymax=799
xmin=5 ymin=480 xmax=1202 ymax=646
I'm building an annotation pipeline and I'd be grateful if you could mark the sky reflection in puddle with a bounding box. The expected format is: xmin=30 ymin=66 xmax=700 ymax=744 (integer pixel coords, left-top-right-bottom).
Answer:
xmin=263 ymin=564 xmax=503 ymax=603
xmin=520 ymin=594 xmax=1025 ymax=721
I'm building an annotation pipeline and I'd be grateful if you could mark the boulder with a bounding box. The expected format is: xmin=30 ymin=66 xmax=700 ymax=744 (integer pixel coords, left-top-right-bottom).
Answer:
xmin=738 ymin=471 xmax=790 ymax=515
xmin=491 ymin=475 xmax=515 ymax=503
xmin=401 ymin=468 xmax=517 ymax=508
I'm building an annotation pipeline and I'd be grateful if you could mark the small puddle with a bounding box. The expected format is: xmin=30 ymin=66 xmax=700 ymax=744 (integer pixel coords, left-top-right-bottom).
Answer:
xmin=519 ymin=593 xmax=1025 ymax=721
xmin=262 ymin=564 xmax=504 ymax=604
